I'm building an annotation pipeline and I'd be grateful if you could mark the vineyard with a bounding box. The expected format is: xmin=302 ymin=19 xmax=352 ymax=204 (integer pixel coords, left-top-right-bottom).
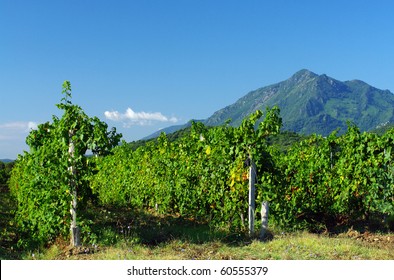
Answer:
xmin=5 ymin=82 xmax=394 ymax=254
xmin=91 ymin=112 xmax=394 ymax=233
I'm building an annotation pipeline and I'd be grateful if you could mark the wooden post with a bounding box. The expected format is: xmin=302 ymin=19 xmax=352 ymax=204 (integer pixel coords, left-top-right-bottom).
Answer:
xmin=248 ymin=154 xmax=256 ymax=236
xmin=260 ymin=201 xmax=269 ymax=240
xmin=69 ymin=129 xmax=81 ymax=247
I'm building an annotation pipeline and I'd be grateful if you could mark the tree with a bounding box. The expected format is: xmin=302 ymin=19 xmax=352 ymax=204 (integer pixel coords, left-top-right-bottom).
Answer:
xmin=9 ymin=81 xmax=122 ymax=248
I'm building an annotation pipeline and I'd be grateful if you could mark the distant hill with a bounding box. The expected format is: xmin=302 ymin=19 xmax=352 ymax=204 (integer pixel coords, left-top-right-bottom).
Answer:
xmin=143 ymin=119 xmax=204 ymax=140
xmin=0 ymin=159 xmax=14 ymax=163
xmin=145 ymin=69 xmax=394 ymax=138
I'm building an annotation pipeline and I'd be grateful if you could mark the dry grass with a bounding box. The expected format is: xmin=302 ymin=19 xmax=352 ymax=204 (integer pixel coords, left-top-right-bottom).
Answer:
xmin=27 ymin=230 xmax=394 ymax=260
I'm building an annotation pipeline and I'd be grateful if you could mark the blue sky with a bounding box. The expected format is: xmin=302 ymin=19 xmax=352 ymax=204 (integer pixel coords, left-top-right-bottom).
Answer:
xmin=1 ymin=0 xmax=394 ymax=159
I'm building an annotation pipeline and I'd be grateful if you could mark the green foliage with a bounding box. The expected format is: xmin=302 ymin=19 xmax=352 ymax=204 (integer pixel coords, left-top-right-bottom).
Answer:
xmin=267 ymin=125 xmax=394 ymax=230
xmin=10 ymin=151 xmax=70 ymax=247
xmin=91 ymin=107 xmax=282 ymax=230
xmin=266 ymin=131 xmax=307 ymax=152
xmin=9 ymin=81 xmax=122 ymax=248
xmin=92 ymin=105 xmax=393 ymax=232
xmin=9 ymin=82 xmax=394 ymax=249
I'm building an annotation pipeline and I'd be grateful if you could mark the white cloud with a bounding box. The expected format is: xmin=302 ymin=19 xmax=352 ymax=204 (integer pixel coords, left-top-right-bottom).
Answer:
xmin=27 ymin=121 xmax=38 ymax=131
xmin=0 ymin=121 xmax=38 ymax=133
xmin=104 ymin=107 xmax=178 ymax=126
xmin=0 ymin=121 xmax=38 ymax=141
xmin=0 ymin=121 xmax=38 ymax=158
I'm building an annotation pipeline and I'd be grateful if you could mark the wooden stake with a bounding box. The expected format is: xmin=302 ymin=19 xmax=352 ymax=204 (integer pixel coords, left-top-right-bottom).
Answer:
xmin=248 ymin=154 xmax=256 ymax=236
xmin=69 ymin=129 xmax=81 ymax=247
xmin=260 ymin=201 xmax=269 ymax=240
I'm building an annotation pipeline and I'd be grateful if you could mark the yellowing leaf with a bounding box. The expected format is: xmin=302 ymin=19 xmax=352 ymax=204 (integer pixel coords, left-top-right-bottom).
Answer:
xmin=205 ymin=145 xmax=211 ymax=155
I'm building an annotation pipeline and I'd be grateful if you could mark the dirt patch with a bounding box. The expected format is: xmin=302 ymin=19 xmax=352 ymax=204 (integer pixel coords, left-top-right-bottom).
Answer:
xmin=342 ymin=229 xmax=394 ymax=250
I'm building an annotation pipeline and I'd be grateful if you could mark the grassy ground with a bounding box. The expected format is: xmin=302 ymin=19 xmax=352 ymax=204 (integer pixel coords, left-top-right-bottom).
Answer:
xmin=1 ymin=187 xmax=393 ymax=260
xmin=34 ymin=230 xmax=393 ymax=260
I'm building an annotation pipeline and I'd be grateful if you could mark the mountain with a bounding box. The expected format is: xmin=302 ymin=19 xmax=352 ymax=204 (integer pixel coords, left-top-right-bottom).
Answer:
xmin=145 ymin=69 xmax=394 ymax=138
xmin=205 ymin=69 xmax=394 ymax=135
xmin=0 ymin=159 xmax=14 ymax=163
